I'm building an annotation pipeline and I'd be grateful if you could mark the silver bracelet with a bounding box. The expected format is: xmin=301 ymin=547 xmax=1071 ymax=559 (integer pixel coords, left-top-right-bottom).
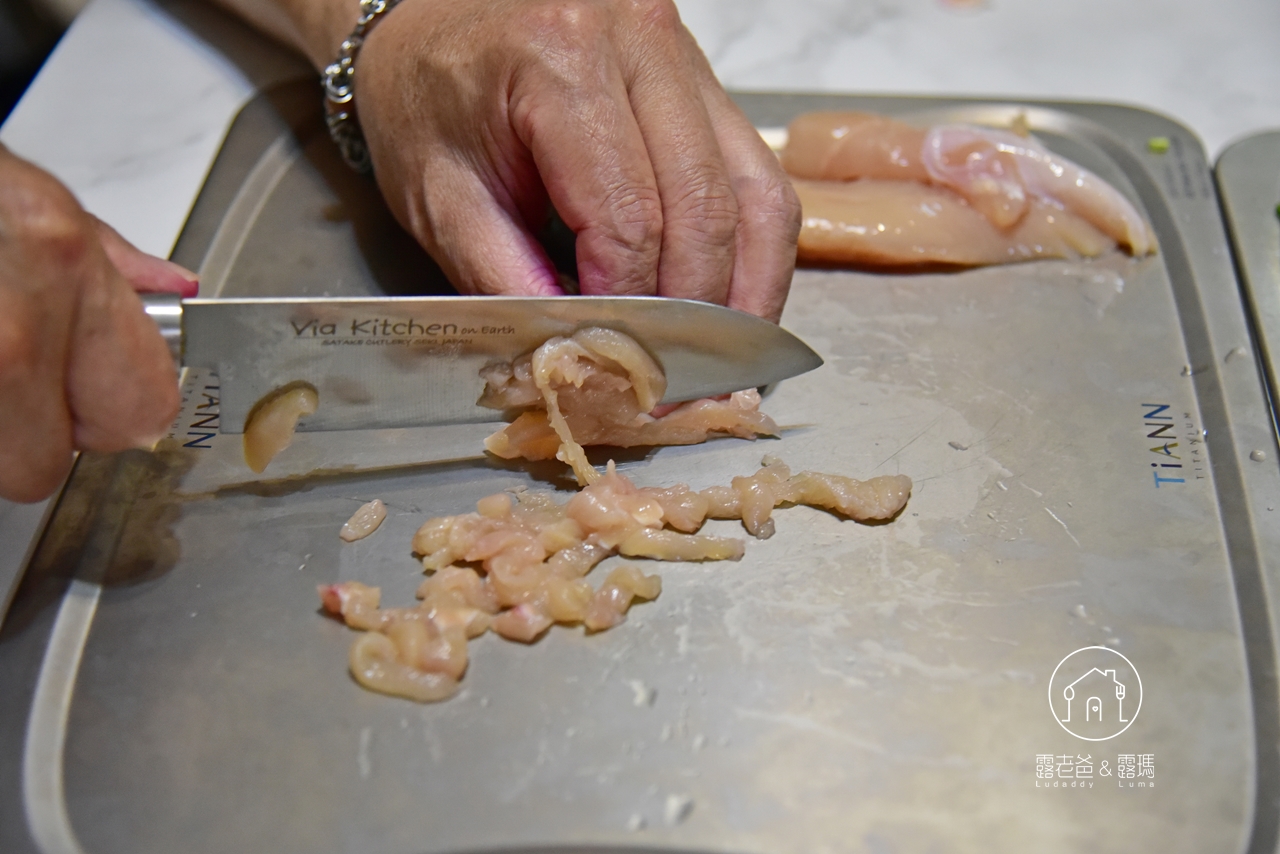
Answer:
xmin=323 ymin=0 xmax=403 ymax=174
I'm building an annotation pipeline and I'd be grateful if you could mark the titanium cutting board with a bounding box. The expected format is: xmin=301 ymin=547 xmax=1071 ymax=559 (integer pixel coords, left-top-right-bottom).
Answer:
xmin=3 ymin=81 xmax=1280 ymax=854
xmin=1216 ymin=130 xmax=1280 ymax=435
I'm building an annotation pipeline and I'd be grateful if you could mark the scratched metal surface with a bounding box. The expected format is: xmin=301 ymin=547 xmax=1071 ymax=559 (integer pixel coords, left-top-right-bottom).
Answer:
xmin=4 ymin=83 xmax=1280 ymax=854
xmin=1216 ymin=130 xmax=1280 ymax=437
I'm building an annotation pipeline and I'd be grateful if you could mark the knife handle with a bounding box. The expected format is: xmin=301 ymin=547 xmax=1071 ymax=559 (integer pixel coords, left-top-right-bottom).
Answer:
xmin=140 ymin=293 xmax=184 ymax=364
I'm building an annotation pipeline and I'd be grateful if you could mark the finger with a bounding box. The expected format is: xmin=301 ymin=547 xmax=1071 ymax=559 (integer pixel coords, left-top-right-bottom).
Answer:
xmin=381 ymin=156 xmax=566 ymax=297
xmin=506 ymin=4 xmax=664 ymax=297
xmin=617 ymin=0 xmax=738 ymax=306
xmin=0 ymin=156 xmax=80 ymax=500
xmin=0 ymin=282 xmax=75 ymax=502
xmin=685 ymin=39 xmax=801 ymax=323
xmin=65 ymin=263 xmax=181 ymax=453
xmin=94 ymin=217 xmax=200 ymax=297
xmin=356 ymin=7 xmax=564 ymax=298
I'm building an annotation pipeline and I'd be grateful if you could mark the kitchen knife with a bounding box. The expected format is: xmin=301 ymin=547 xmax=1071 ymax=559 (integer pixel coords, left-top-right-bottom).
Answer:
xmin=143 ymin=295 xmax=823 ymax=434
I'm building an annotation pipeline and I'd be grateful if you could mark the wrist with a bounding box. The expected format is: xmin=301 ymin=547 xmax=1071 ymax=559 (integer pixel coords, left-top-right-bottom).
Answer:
xmin=259 ymin=0 xmax=365 ymax=71
xmin=322 ymin=0 xmax=407 ymax=173
xmin=316 ymin=0 xmax=367 ymax=64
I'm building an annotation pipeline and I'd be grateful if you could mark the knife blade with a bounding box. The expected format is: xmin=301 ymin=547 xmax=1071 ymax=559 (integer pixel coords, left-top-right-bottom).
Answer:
xmin=143 ymin=295 xmax=823 ymax=434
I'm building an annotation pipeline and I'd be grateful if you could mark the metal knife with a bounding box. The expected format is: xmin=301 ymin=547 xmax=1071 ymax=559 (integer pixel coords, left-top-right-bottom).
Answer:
xmin=143 ymin=295 xmax=823 ymax=434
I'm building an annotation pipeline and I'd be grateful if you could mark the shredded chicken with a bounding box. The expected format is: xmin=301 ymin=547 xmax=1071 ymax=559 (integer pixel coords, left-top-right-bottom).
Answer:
xmin=340 ymin=499 xmax=387 ymax=542
xmin=242 ymin=382 xmax=318 ymax=473
xmin=480 ymin=329 xmax=779 ymax=485
xmin=320 ymin=457 xmax=912 ymax=703
xmin=319 ymin=327 xmax=911 ymax=704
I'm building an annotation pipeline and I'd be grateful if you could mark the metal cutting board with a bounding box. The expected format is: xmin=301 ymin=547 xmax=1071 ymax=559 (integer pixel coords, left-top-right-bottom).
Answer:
xmin=1216 ymin=130 xmax=1280 ymax=435
xmin=4 ymin=82 xmax=1280 ymax=854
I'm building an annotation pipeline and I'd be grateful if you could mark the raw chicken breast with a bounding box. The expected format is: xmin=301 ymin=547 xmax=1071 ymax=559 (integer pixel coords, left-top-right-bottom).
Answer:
xmin=793 ymin=178 xmax=1114 ymax=267
xmin=781 ymin=111 xmax=1156 ymax=265
xmin=781 ymin=111 xmax=930 ymax=184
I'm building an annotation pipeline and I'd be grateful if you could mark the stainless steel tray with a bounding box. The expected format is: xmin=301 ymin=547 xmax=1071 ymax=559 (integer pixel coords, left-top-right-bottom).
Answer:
xmin=4 ymin=82 xmax=1280 ymax=854
xmin=1217 ymin=130 xmax=1280 ymax=436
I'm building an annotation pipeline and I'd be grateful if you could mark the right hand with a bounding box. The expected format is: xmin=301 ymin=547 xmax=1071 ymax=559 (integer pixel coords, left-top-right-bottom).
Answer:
xmin=0 ymin=144 xmax=197 ymax=503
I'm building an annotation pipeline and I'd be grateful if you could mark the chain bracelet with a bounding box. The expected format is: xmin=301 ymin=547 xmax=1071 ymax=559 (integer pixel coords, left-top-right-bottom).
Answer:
xmin=322 ymin=0 xmax=402 ymax=174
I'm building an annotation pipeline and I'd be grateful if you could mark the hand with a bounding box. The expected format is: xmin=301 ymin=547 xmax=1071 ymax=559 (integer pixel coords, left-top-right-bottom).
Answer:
xmin=352 ymin=0 xmax=801 ymax=321
xmin=0 ymin=145 xmax=197 ymax=503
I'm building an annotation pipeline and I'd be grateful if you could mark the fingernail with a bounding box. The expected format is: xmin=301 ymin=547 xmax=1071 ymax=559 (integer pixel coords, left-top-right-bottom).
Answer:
xmin=164 ymin=260 xmax=200 ymax=297
xmin=138 ymin=258 xmax=199 ymax=297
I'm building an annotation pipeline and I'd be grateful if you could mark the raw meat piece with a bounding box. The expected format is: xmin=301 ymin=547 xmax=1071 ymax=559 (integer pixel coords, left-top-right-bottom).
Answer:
xmin=242 ymin=383 xmax=318 ymax=473
xmin=320 ymin=457 xmax=911 ymax=703
xmin=481 ymin=329 xmax=778 ymax=485
xmin=781 ymin=111 xmax=1156 ymax=266
xmin=340 ymin=499 xmax=387 ymax=542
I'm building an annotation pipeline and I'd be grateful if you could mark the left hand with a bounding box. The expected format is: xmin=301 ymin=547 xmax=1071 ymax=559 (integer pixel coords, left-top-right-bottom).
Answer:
xmin=211 ymin=0 xmax=803 ymax=323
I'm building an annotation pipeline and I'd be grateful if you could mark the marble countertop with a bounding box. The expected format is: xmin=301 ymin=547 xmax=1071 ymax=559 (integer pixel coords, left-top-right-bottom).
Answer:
xmin=0 ymin=0 xmax=1277 ymax=604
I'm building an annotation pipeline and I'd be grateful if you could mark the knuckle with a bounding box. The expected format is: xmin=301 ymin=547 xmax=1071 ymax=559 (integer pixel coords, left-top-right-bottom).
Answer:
xmin=520 ymin=0 xmax=607 ymax=52
xmin=744 ymin=173 xmax=803 ymax=240
xmin=602 ymin=186 xmax=664 ymax=257
xmin=513 ymin=1 xmax=612 ymax=94
xmin=577 ymin=186 xmax=663 ymax=293
xmin=622 ymin=0 xmax=683 ymax=32
xmin=0 ymin=297 xmax=41 ymax=374
xmin=669 ymin=174 xmax=739 ymax=248
xmin=1 ymin=180 xmax=92 ymax=271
